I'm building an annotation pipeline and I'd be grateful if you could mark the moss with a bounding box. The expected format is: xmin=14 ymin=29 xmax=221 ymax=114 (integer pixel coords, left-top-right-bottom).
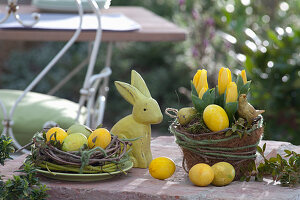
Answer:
xmin=184 ymin=113 xmax=210 ymax=134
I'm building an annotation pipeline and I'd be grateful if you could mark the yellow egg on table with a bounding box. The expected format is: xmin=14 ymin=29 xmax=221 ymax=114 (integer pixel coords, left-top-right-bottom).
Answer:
xmin=88 ymin=128 xmax=111 ymax=149
xmin=46 ymin=127 xmax=67 ymax=143
xmin=149 ymin=157 xmax=176 ymax=180
xmin=211 ymin=162 xmax=235 ymax=186
xmin=189 ymin=163 xmax=214 ymax=187
xmin=203 ymin=104 xmax=229 ymax=132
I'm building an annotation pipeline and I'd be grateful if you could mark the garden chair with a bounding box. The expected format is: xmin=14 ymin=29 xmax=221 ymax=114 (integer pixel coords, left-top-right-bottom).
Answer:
xmin=0 ymin=0 xmax=111 ymax=153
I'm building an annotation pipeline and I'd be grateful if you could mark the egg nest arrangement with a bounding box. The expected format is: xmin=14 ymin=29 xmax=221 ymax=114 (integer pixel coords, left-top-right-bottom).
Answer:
xmin=166 ymin=67 xmax=264 ymax=180
xmin=28 ymin=124 xmax=132 ymax=175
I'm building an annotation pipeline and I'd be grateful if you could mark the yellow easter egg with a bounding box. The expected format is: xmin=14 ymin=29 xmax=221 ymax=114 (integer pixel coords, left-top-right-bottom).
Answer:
xmin=46 ymin=127 xmax=67 ymax=143
xmin=203 ymin=104 xmax=229 ymax=132
xmin=88 ymin=128 xmax=111 ymax=149
xmin=149 ymin=157 xmax=176 ymax=180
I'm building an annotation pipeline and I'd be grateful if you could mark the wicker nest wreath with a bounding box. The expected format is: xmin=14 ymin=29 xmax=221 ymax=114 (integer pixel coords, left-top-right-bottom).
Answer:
xmin=28 ymin=131 xmax=132 ymax=174
xmin=166 ymin=108 xmax=264 ymax=180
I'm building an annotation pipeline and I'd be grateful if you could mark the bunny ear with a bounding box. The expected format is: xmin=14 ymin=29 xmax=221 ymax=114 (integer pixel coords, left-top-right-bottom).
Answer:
xmin=114 ymin=81 xmax=144 ymax=105
xmin=131 ymin=70 xmax=151 ymax=98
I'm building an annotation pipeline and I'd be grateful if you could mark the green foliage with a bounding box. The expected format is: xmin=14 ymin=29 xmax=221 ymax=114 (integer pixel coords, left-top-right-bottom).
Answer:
xmin=0 ymin=136 xmax=48 ymax=200
xmin=236 ymin=75 xmax=251 ymax=95
xmin=224 ymin=102 xmax=238 ymax=123
xmin=191 ymin=81 xmax=215 ymax=113
xmin=241 ymin=143 xmax=299 ymax=187
xmin=225 ymin=117 xmax=250 ymax=138
xmin=0 ymin=135 xmax=15 ymax=166
xmin=0 ymin=162 xmax=48 ymax=200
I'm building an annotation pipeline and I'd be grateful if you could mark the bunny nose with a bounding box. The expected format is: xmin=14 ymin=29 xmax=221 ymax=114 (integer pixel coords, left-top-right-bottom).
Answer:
xmin=156 ymin=111 xmax=163 ymax=123
xmin=153 ymin=110 xmax=163 ymax=124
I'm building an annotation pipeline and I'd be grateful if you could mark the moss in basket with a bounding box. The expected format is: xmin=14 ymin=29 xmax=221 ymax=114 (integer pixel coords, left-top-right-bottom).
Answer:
xmin=185 ymin=113 xmax=211 ymax=134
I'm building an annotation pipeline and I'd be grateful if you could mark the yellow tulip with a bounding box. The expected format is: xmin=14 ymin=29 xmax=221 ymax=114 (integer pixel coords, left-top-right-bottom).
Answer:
xmin=192 ymin=69 xmax=208 ymax=94
xmin=198 ymin=87 xmax=208 ymax=99
xmin=225 ymin=82 xmax=238 ymax=103
xmin=241 ymin=70 xmax=247 ymax=84
xmin=192 ymin=70 xmax=201 ymax=90
xmin=218 ymin=67 xmax=232 ymax=94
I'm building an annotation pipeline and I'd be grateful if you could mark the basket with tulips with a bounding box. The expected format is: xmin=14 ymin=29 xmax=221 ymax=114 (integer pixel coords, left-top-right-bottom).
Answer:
xmin=166 ymin=67 xmax=265 ymax=179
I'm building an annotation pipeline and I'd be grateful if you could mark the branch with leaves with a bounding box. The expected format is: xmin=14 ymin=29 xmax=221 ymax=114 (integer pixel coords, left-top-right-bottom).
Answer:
xmin=0 ymin=162 xmax=48 ymax=200
xmin=0 ymin=136 xmax=48 ymax=200
xmin=241 ymin=143 xmax=300 ymax=187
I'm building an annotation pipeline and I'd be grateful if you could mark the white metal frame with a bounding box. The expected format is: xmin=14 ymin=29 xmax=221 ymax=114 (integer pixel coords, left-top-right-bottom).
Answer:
xmin=0 ymin=0 xmax=112 ymax=153
xmin=0 ymin=0 xmax=40 ymax=27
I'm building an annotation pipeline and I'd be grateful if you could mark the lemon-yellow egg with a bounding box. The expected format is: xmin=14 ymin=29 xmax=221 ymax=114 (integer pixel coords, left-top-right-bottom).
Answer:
xmin=211 ymin=162 xmax=235 ymax=186
xmin=149 ymin=157 xmax=176 ymax=180
xmin=88 ymin=128 xmax=111 ymax=149
xmin=189 ymin=163 xmax=214 ymax=187
xmin=203 ymin=104 xmax=229 ymax=132
xmin=46 ymin=127 xmax=67 ymax=143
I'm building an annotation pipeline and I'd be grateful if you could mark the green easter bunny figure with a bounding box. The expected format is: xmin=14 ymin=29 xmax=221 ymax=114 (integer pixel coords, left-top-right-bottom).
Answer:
xmin=111 ymin=70 xmax=163 ymax=168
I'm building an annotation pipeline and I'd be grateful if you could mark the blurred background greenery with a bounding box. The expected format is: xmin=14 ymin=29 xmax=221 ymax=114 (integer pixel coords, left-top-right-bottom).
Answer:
xmin=0 ymin=0 xmax=299 ymax=144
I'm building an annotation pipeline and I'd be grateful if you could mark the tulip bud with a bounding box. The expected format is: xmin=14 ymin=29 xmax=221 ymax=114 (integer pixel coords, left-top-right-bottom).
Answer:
xmin=198 ymin=87 xmax=208 ymax=99
xmin=192 ymin=70 xmax=201 ymax=90
xmin=241 ymin=70 xmax=247 ymax=84
xmin=218 ymin=67 xmax=232 ymax=94
xmin=225 ymin=82 xmax=238 ymax=103
xmin=193 ymin=69 xmax=208 ymax=94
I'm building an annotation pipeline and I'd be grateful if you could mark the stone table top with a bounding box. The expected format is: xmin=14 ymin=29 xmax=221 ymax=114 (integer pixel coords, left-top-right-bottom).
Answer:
xmin=1 ymin=136 xmax=299 ymax=200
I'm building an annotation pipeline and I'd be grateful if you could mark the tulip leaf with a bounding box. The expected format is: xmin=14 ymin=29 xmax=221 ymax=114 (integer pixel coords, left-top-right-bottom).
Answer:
xmin=215 ymin=85 xmax=225 ymax=107
xmin=215 ymin=93 xmax=225 ymax=108
xmin=225 ymin=102 xmax=238 ymax=123
xmin=202 ymin=88 xmax=215 ymax=105
xmin=191 ymin=81 xmax=215 ymax=113
xmin=202 ymin=89 xmax=210 ymax=101
xmin=215 ymin=85 xmax=220 ymax=98
xmin=236 ymin=75 xmax=244 ymax=93
xmin=240 ymin=81 xmax=251 ymax=94
xmin=191 ymin=94 xmax=207 ymax=113
xmin=236 ymin=75 xmax=251 ymax=95
xmin=190 ymin=81 xmax=198 ymax=97
xmin=209 ymin=88 xmax=216 ymax=104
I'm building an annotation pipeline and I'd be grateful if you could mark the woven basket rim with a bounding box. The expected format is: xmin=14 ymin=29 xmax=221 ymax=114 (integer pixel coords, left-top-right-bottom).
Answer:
xmin=169 ymin=115 xmax=264 ymax=138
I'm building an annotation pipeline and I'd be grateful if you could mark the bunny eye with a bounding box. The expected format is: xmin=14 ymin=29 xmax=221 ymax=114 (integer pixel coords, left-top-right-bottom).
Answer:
xmin=143 ymin=108 xmax=147 ymax=111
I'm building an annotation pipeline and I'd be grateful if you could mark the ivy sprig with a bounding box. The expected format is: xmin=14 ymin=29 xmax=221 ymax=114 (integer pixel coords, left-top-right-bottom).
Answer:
xmin=225 ymin=118 xmax=247 ymax=138
xmin=241 ymin=143 xmax=300 ymax=187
